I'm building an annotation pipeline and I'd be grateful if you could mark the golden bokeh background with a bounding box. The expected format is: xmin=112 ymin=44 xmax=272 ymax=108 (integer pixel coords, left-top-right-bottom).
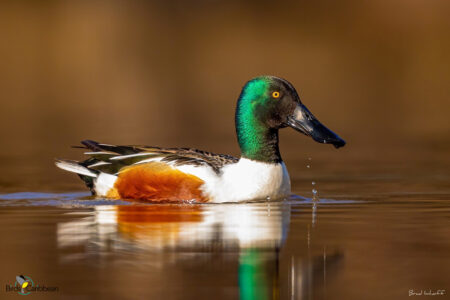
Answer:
xmin=0 ymin=0 xmax=449 ymax=191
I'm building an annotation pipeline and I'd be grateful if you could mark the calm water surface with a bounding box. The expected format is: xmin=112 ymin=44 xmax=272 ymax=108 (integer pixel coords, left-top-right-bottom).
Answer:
xmin=0 ymin=147 xmax=449 ymax=300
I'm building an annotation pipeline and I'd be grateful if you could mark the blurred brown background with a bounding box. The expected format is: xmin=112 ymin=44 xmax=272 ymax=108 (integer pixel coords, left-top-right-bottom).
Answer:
xmin=0 ymin=0 xmax=449 ymax=192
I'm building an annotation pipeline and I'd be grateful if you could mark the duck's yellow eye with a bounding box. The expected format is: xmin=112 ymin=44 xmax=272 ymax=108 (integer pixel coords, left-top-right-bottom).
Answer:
xmin=272 ymin=91 xmax=280 ymax=98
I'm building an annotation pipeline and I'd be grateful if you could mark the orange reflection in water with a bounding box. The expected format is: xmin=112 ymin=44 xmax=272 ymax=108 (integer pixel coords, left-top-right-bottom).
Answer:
xmin=114 ymin=205 xmax=205 ymax=247
xmin=116 ymin=204 xmax=204 ymax=224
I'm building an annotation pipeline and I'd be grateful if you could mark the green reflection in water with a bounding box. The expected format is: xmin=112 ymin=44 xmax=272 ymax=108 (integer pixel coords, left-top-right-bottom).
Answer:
xmin=239 ymin=249 xmax=278 ymax=300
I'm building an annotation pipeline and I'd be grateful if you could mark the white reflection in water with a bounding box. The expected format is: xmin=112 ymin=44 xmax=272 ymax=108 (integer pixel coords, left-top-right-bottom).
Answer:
xmin=57 ymin=202 xmax=291 ymax=252
xmin=56 ymin=201 xmax=342 ymax=299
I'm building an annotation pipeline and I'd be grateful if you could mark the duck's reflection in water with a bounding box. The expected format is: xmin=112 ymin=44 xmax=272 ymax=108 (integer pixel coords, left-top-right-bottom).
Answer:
xmin=57 ymin=202 xmax=343 ymax=299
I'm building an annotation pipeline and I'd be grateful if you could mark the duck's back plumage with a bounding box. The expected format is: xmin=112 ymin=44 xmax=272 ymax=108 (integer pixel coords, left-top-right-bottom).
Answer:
xmin=77 ymin=140 xmax=239 ymax=174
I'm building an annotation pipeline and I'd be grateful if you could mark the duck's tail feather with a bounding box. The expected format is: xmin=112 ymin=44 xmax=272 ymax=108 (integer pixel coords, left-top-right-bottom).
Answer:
xmin=55 ymin=159 xmax=98 ymax=177
xmin=55 ymin=159 xmax=99 ymax=192
xmin=80 ymin=140 xmax=104 ymax=152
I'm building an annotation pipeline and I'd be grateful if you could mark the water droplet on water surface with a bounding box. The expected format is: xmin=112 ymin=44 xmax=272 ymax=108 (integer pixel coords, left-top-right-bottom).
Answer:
xmin=307 ymin=157 xmax=319 ymax=201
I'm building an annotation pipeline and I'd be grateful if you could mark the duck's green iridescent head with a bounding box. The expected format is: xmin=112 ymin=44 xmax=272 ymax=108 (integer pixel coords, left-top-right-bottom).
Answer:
xmin=235 ymin=76 xmax=345 ymax=163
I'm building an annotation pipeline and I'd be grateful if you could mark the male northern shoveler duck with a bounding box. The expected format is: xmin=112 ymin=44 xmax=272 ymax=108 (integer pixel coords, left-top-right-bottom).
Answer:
xmin=56 ymin=76 xmax=345 ymax=203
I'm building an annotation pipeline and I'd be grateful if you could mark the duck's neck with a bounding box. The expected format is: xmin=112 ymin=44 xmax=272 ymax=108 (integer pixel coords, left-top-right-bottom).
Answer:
xmin=235 ymin=114 xmax=282 ymax=164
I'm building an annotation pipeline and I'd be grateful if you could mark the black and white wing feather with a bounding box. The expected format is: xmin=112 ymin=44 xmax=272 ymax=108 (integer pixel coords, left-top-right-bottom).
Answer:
xmin=70 ymin=140 xmax=238 ymax=175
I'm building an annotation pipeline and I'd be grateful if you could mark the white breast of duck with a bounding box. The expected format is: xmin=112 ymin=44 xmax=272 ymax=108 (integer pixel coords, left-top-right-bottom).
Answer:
xmin=174 ymin=158 xmax=291 ymax=203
